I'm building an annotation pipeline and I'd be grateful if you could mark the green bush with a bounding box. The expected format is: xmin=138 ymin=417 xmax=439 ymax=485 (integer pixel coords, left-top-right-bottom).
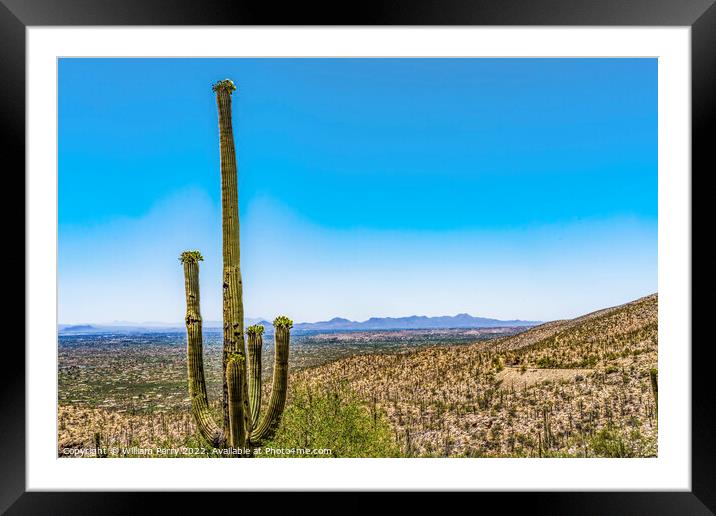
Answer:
xmin=589 ymin=427 xmax=634 ymax=458
xmin=263 ymin=381 xmax=402 ymax=458
xmin=536 ymin=356 xmax=558 ymax=368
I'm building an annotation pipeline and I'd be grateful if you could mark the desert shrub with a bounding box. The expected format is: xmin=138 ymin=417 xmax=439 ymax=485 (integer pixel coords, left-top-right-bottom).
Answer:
xmin=589 ymin=426 xmax=634 ymax=458
xmin=264 ymin=380 xmax=402 ymax=457
xmin=492 ymin=355 xmax=505 ymax=372
xmin=536 ymin=356 xmax=558 ymax=368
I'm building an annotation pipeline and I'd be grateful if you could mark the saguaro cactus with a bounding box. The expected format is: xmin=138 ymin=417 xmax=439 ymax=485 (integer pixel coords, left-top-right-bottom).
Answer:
xmin=179 ymin=79 xmax=292 ymax=451
xmin=649 ymin=368 xmax=658 ymax=417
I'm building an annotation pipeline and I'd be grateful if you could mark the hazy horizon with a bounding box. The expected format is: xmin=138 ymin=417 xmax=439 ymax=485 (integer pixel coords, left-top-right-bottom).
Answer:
xmin=60 ymin=311 xmax=546 ymax=327
xmin=60 ymin=291 xmax=661 ymax=327
xmin=59 ymin=58 xmax=657 ymax=325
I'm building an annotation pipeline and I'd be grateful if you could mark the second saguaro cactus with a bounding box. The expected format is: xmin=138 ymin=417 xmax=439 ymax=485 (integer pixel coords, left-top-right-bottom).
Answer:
xmin=179 ymin=79 xmax=292 ymax=452
xmin=650 ymin=368 xmax=658 ymax=417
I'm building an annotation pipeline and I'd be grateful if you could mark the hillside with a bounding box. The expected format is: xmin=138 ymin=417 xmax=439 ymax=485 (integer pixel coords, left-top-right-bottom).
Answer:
xmin=292 ymin=294 xmax=658 ymax=457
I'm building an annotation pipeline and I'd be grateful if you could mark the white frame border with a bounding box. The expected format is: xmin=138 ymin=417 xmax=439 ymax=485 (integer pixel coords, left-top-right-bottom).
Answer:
xmin=27 ymin=26 xmax=691 ymax=491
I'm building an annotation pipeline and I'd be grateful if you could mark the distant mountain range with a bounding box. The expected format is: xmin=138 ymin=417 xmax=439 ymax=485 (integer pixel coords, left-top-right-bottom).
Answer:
xmin=292 ymin=314 xmax=540 ymax=331
xmin=59 ymin=314 xmax=540 ymax=334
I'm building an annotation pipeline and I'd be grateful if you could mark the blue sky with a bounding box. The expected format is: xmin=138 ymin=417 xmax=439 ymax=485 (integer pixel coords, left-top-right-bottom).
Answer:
xmin=58 ymin=58 xmax=657 ymax=324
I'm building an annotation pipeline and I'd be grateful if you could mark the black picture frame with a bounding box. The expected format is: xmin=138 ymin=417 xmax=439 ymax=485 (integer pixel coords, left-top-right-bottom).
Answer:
xmin=4 ymin=0 xmax=712 ymax=512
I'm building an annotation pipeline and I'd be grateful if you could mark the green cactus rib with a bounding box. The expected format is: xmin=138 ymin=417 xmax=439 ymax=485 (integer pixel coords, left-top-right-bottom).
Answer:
xmin=246 ymin=325 xmax=264 ymax=429
xmin=181 ymin=258 xmax=224 ymax=447
xmin=250 ymin=317 xmax=291 ymax=444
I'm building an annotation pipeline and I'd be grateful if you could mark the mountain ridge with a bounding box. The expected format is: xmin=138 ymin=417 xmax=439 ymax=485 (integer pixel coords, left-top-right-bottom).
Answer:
xmin=58 ymin=313 xmax=541 ymax=333
xmin=292 ymin=313 xmax=540 ymax=331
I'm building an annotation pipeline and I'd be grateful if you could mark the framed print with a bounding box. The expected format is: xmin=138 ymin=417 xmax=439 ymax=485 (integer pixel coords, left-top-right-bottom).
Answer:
xmin=5 ymin=0 xmax=713 ymax=512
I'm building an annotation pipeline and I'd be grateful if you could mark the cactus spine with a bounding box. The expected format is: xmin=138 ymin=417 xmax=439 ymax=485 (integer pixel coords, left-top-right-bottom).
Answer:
xmin=179 ymin=79 xmax=291 ymax=452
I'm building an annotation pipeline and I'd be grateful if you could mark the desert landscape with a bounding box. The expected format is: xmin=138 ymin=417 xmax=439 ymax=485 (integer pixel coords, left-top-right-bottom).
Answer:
xmin=58 ymin=293 xmax=657 ymax=458
xmin=58 ymin=64 xmax=658 ymax=459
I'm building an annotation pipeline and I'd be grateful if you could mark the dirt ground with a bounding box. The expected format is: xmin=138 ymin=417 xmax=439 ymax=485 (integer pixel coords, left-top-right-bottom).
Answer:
xmin=497 ymin=366 xmax=594 ymax=391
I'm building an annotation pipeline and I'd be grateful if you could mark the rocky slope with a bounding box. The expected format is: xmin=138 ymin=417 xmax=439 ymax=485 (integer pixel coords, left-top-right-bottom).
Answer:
xmin=294 ymin=294 xmax=658 ymax=457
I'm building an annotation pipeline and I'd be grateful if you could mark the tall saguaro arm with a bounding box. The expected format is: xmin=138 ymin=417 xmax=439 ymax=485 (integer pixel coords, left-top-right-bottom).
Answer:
xmin=213 ymin=78 xmax=251 ymax=441
xmin=251 ymin=316 xmax=292 ymax=445
xmin=180 ymin=251 xmax=224 ymax=448
xmin=246 ymin=325 xmax=264 ymax=429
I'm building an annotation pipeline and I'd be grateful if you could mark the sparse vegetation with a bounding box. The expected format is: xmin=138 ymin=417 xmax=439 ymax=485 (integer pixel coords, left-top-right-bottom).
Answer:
xmin=58 ymin=380 xmax=399 ymax=458
xmin=291 ymin=294 xmax=658 ymax=458
xmin=264 ymin=380 xmax=401 ymax=457
xmin=58 ymin=294 xmax=657 ymax=458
